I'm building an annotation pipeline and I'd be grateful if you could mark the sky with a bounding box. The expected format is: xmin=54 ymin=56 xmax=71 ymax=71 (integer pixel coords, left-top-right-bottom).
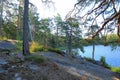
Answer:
xmin=30 ymin=0 xmax=77 ymax=19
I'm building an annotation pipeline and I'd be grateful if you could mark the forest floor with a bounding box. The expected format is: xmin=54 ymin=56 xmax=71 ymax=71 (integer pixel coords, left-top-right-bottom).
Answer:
xmin=0 ymin=51 xmax=120 ymax=80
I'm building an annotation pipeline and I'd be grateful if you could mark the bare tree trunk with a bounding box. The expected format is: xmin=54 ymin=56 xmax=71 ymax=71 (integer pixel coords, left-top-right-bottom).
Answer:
xmin=66 ymin=30 xmax=69 ymax=54
xmin=23 ymin=0 xmax=30 ymax=55
xmin=69 ymin=28 xmax=72 ymax=54
xmin=17 ymin=0 xmax=22 ymax=40
xmin=92 ymin=42 xmax=95 ymax=60
xmin=45 ymin=33 xmax=47 ymax=48
xmin=29 ymin=22 xmax=34 ymax=42
xmin=56 ymin=26 xmax=58 ymax=47
xmin=92 ymin=26 xmax=95 ymax=60
xmin=18 ymin=0 xmax=21 ymax=29
xmin=0 ymin=0 xmax=3 ymax=36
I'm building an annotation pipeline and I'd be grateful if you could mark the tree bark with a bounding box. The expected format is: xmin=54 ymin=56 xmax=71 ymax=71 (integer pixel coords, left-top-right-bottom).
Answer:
xmin=69 ymin=27 xmax=72 ymax=54
xmin=91 ymin=25 xmax=95 ymax=60
xmin=17 ymin=0 xmax=22 ymax=40
xmin=92 ymin=42 xmax=95 ymax=60
xmin=0 ymin=0 xmax=3 ymax=36
xmin=23 ymin=0 xmax=30 ymax=55
xmin=66 ymin=30 xmax=69 ymax=54
xmin=56 ymin=26 xmax=58 ymax=48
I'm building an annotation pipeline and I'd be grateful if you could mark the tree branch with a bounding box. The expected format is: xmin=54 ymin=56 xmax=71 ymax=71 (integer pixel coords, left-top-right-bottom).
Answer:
xmin=111 ymin=0 xmax=117 ymax=13
xmin=92 ymin=11 xmax=120 ymax=38
xmin=87 ymin=0 xmax=106 ymax=15
xmin=91 ymin=1 xmax=110 ymax=25
xmin=117 ymin=14 xmax=120 ymax=39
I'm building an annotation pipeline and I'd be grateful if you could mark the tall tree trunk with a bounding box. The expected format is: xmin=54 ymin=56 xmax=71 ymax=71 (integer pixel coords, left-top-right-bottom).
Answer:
xmin=0 ymin=0 xmax=3 ymax=36
xmin=69 ymin=28 xmax=72 ymax=54
xmin=92 ymin=42 xmax=95 ymax=60
xmin=23 ymin=0 xmax=30 ymax=55
xmin=45 ymin=32 xmax=47 ymax=48
xmin=17 ymin=0 xmax=22 ymax=40
xmin=66 ymin=30 xmax=69 ymax=54
xmin=92 ymin=26 xmax=95 ymax=60
xmin=56 ymin=26 xmax=58 ymax=47
xmin=29 ymin=22 xmax=34 ymax=42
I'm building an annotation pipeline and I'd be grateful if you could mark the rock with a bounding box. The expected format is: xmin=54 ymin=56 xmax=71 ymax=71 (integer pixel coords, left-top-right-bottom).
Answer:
xmin=8 ymin=53 xmax=25 ymax=63
xmin=0 ymin=40 xmax=16 ymax=54
xmin=95 ymin=61 xmax=102 ymax=66
xmin=16 ymin=52 xmax=25 ymax=61
xmin=28 ymin=64 xmax=39 ymax=71
xmin=0 ymin=68 xmax=6 ymax=73
xmin=15 ymin=77 xmax=22 ymax=80
xmin=14 ymin=73 xmax=20 ymax=77
xmin=0 ymin=58 xmax=8 ymax=65
xmin=14 ymin=73 xmax=22 ymax=80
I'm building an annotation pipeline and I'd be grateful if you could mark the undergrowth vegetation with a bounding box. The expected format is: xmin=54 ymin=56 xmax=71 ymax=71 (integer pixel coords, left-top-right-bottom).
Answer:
xmin=100 ymin=56 xmax=111 ymax=69
xmin=0 ymin=36 xmax=8 ymax=41
xmin=30 ymin=42 xmax=64 ymax=54
xmin=30 ymin=42 xmax=44 ymax=52
xmin=26 ymin=55 xmax=44 ymax=63
xmin=85 ymin=56 xmax=111 ymax=69
xmin=111 ymin=67 xmax=120 ymax=73
xmin=16 ymin=40 xmax=23 ymax=51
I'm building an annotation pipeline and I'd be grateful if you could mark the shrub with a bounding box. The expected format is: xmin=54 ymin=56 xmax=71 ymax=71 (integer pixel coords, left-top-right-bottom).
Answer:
xmin=30 ymin=42 xmax=44 ymax=52
xmin=47 ymin=47 xmax=58 ymax=52
xmin=15 ymin=40 xmax=22 ymax=51
xmin=80 ymin=39 xmax=89 ymax=46
xmin=48 ymin=47 xmax=63 ymax=54
xmin=84 ymin=57 xmax=96 ymax=63
xmin=0 ymin=36 xmax=8 ymax=41
xmin=100 ymin=56 xmax=111 ymax=69
xmin=85 ymin=57 xmax=111 ymax=69
xmin=85 ymin=57 xmax=93 ymax=61
xmin=106 ymin=34 xmax=119 ymax=42
xmin=100 ymin=56 xmax=106 ymax=65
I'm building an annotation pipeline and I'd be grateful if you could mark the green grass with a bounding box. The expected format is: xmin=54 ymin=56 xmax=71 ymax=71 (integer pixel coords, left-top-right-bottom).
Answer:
xmin=111 ymin=67 xmax=120 ymax=73
xmin=0 ymin=36 xmax=8 ymax=41
xmin=48 ymin=47 xmax=62 ymax=53
xmin=15 ymin=40 xmax=22 ymax=51
xmin=85 ymin=57 xmax=120 ymax=72
xmin=58 ymin=47 xmax=66 ymax=50
xmin=84 ymin=57 xmax=111 ymax=69
xmin=26 ymin=55 xmax=44 ymax=63
xmin=84 ymin=57 xmax=94 ymax=62
xmin=30 ymin=42 xmax=64 ymax=55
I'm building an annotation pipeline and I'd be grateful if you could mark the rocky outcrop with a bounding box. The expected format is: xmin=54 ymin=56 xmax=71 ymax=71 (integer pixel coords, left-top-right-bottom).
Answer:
xmin=0 ymin=40 xmax=16 ymax=54
xmin=0 ymin=51 xmax=120 ymax=80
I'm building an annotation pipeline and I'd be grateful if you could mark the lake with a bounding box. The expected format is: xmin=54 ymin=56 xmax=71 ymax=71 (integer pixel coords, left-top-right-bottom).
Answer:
xmin=78 ymin=45 xmax=120 ymax=67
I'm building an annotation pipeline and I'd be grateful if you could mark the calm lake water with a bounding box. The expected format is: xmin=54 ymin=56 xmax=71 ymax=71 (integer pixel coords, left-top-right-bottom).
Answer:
xmin=78 ymin=45 xmax=120 ymax=67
